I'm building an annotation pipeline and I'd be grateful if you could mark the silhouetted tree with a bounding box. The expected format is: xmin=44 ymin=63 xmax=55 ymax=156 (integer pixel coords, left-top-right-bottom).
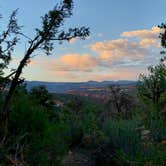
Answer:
xmin=66 ymin=96 xmax=83 ymax=114
xmin=0 ymin=10 xmax=21 ymax=89
xmin=137 ymin=59 xmax=166 ymax=108
xmin=159 ymin=23 xmax=166 ymax=50
xmin=30 ymin=85 xmax=53 ymax=108
xmin=2 ymin=0 xmax=90 ymax=116
xmin=136 ymin=24 xmax=166 ymax=142
xmin=106 ymin=85 xmax=133 ymax=119
xmin=137 ymin=23 xmax=166 ymax=108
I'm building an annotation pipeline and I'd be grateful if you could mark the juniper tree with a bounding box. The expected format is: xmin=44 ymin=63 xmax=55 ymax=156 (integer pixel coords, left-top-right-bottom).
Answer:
xmin=159 ymin=23 xmax=166 ymax=50
xmin=137 ymin=59 xmax=166 ymax=108
xmin=159 ymin=23 xmax=166 ymax=60
xmin=137 ymin=23 xmax=166 ymax=108
xmin=2 ymin=0 xmax=90 ymax=115
xmin=0 ymin=10 xmax=21 ymax=86
xmin=107 ymin=85 xmax=133 ymax=119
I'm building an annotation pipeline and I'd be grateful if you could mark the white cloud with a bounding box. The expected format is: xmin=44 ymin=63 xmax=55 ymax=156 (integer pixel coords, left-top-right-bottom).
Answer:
xmin=91 ymin=26 xmax=161 ymax=67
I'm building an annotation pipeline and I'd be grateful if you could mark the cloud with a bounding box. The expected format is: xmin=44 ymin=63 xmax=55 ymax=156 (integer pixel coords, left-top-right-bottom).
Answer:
xmin=50 ymin=70 xmax=77 ymax=80
xmin=91 ymin=39 xmax=149 ymax=62
xmin=60 ymin=54 xmax=98 ymax=71
xmin=30 ymin=53 xmax=98 ymax=72
xmin=22 ymin=26 xmax=162 ymax=81
xmin=91 ymin=26 xmax=161 ymax=68
xmin=18 ymin=26 xmax=162 ymax=74
xmin=69 ymin=37 xmax=78 ymax=44
xmin=76 ymin=67 xmax=144 ymax=82
xmin=121 ymin=26 xmax=161 ymax=39
xmin=139 ymin=38 xmax=160 ymax=48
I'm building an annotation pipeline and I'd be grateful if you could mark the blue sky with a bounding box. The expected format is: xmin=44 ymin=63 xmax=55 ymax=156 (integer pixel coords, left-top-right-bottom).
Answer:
xmin=1 ymin=0 xmax=166 ymax=82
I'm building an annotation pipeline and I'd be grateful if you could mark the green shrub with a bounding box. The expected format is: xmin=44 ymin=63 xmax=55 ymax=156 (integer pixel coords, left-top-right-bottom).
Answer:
xmin=103 ymin=119 xmax=143 ymax=161
xmin=148 ymin=117 xmax=166 ymax=142
xmin=146 ymin=141 xmax=166 ymax=166
xmin=0 ymin=91 xmax=69 ymax=165
xmin=81 ymin=105 xmax=101 ymax=135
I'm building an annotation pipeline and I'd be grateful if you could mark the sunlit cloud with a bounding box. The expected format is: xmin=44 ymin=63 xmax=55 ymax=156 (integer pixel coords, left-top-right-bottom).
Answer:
xmin=70 ymin=67 xmax=145 ymax=82
xmin=121 ymin=26 xmax=161 ymax=39
xmin=60 ymin=54 xmax=98 ymax=71
xmin=15 ymin=26 xmax=162 ymax=81
xmin=90 ymin=69 xmax=141 ymax=81
xmin=69 ymin=37 xmax=78 ymax=44
xmin=139 ymin=38 xmax=160 ymax=48
xmin=91 ymin=39 xmax=150 ymax=62
xmin=29 ymin=53 xmax=98 ymax=72
xmin=91 ymin=26 xmax=161 ymax=68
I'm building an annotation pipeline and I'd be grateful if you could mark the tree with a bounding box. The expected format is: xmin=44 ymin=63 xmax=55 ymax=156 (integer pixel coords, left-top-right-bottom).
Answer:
xmin=66 ymin=96 xmax=83 ymax=114
xmin=137 ymin=59 xmax=166 ymax=108
xmin=30 ymin=85 xmax=54 ymax=108
xmin=137 ymin=59 xmax=166 ymax=142
xmin=159 ymin=23 xmax=166 ymax=51
xmin=0 ymin=10 xmax=21 ymax=88
xmin=137 ymin=22 xmax=166 ymax=108
xmin=1 ymin=0 xmax=90 ymax=115
xmin=137 ymin=24 xmax=166 ymax=142
xmin=106 ymin=85 xmax=134 ymax=119
xmin=0 ymin=10 xmax=20 ymax=70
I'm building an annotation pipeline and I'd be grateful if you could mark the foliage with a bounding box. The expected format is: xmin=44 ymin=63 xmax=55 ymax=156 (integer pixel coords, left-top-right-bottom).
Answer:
xmin=30 ymin=85 xmax=54 ymax=108
xmin=145 ymin=141 xmax=166 ymax=166
xmin=0 ymin=81 xmax=165 ymax=165
xmin=159 ymin=23 xmax=166 ymax=51
xmin=0 ymin=10 xmax=21 ymax=89
xmin=0 ymin=10 xmax=166 ymax=165
xmin=105 ymin=85 xmax=134 ymax=119
xmin=137 ymin=60 xmax=166 ymax=108
xmin=2 ymin=0 xmax=90 ymax=114
xmin=0 ymin=89 xmax=69 ymax=165
xmin=0 ymin=10 xmax=21 ymax=71
xmin=137 ymin=59 xmax=166 ymax=142
xmin=103 ymin=119 xmax=142 ymax=157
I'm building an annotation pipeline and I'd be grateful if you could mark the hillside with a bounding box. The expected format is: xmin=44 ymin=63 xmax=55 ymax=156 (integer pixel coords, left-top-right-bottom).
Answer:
xmin=26 ymin=80 xmax=137 ymax=93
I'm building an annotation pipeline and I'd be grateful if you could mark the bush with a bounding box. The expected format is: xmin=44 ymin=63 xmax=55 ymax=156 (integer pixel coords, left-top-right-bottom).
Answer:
xmin=0 ymin=91 xmax=69 ymax=165
xmin=103 ymin=119 xmax=143 ymax=164
xmin=145 ymin=141 xmax=166 ymax=166
xmin=81 ymin=105 xmax=104 ymax=150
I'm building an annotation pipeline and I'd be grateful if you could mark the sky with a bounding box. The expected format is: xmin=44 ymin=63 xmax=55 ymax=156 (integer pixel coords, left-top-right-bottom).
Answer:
xmin=1 ymin=0 xmax=166 ymax=82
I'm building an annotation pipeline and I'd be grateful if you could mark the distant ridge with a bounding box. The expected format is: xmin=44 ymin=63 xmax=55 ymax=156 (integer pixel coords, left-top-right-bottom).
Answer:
xmin=26 ymin=80 xmax=137 ymax=93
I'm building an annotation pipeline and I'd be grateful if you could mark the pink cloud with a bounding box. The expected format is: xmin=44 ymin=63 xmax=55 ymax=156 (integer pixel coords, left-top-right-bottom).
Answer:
xmin=91 ymin=39 xmax=149 ymax=62
xmin=29 ymin=53 xmax=98 ymax=72
xmin=89 ymin=68 xmax=143 ymax=81
xmin=121 ymin=26 xmax=161 ymax=39
xmin=69 ymin=37 xmax=78 ymax=44
xmin=18 ymin=26 xmax=162 ymax=82
xmin=60 ymin=53 xmax=98 ymax=71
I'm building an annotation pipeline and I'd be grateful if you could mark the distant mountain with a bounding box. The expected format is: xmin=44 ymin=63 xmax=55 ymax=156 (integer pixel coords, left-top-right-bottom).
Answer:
xmin=26 ymin=80 xmax=137 ymax=93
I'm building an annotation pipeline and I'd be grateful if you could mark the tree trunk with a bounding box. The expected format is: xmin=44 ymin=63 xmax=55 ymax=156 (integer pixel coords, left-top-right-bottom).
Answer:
xmin=2 ymin=55 xmax=29 ymax=113
xmin=2 ymin=38 xmax=43 ymax=114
